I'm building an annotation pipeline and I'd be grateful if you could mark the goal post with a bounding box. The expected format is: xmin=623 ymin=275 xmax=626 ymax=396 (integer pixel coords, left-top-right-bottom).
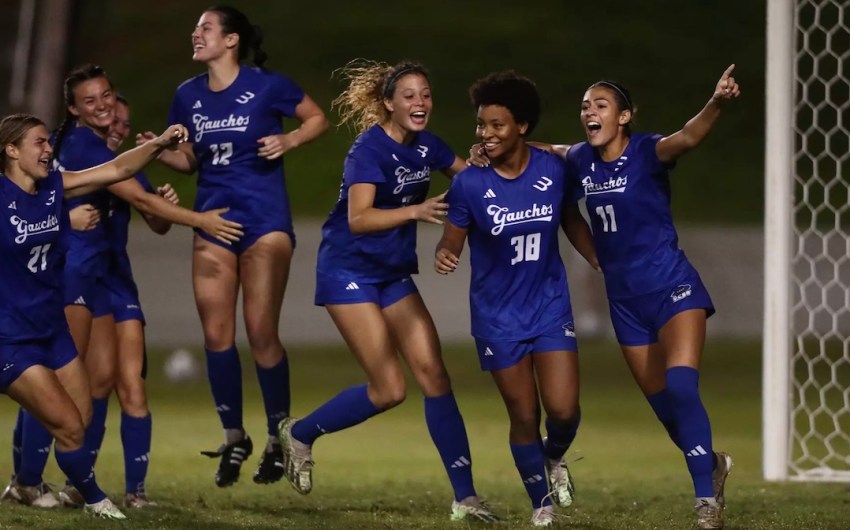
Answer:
xmin=764 ymin=0 xmax=850 ymax=482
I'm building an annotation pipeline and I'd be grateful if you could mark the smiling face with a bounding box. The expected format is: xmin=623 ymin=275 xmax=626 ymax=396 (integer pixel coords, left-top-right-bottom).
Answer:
xmin=580 ymin=86 xmax=631 ymax=148
xmin=383 ymin=73 xmax=432 ymax=134
xmin=68 ymin=77 xmax=115 ymax=133
xmin=107 ymin=101 xmax=130 ymax=152
xmin=191 ymin=11 xmax=237 ymax=63
xmin=5 ymin=124 xmax=53 ymax=180
xmin=476 ymin=104 xmax=527 ymax=162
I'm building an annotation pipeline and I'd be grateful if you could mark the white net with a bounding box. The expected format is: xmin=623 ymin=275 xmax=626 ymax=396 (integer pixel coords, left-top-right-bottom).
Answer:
xmin=790 ymin=0 xmax=850 ymax=481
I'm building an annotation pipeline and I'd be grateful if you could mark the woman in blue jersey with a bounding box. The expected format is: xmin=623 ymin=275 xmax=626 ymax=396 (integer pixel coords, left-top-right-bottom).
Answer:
xmin=435 ymin=71 xmax=595 ymax=527
xmin=7 ymin=64 xmax=242 ymax=509
xmin=0 ymin=112 xmax=187 ymax=519
xmin=137 ymin=5 xmax=328 ymax=487
xmin=275 ymin=59 xmax=498 ymax=523
xmin=470 ymin=66 xmax=740 ymax=530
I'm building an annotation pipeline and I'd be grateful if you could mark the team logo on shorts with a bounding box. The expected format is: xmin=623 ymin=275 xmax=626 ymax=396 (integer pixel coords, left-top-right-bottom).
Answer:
xmin=563 ymin=322 xmax=576 ymax=337
xmin=671 ymin=284 xmax=693 ymax=302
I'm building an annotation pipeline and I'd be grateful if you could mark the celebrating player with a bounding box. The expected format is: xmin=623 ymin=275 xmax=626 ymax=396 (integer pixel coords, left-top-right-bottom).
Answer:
xmin=276 ymin=59 xmax=498 ymax=522
xmin=138 ymin=5 xmax=328 ymax=487
xmin=435 ymin=71 xmax=595 ymax=527
xmin=0 ymin=112 xmax=188 ymax=519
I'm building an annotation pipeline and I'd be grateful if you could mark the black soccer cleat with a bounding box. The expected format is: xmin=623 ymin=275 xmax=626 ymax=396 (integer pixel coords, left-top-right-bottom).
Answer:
xmin=201 ymin=436 xmax=253 ymax=488
xmin=253 ymin=444 xmax=285 ymax=484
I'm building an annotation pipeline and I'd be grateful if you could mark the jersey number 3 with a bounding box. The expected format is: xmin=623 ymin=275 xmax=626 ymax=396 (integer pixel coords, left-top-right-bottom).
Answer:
xmin=28 ymin=243 xmax=51 ymax=273
xmin=510 ymin=233 xmax=541 ymax=265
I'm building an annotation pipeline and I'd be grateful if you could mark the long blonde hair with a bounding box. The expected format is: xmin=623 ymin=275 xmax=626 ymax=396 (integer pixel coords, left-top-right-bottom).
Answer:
xmin=332 ymin=59 xmax=429 ymax=134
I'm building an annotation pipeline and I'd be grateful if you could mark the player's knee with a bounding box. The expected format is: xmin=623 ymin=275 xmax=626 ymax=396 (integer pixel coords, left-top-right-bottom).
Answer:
xmin=369 ymin=381 xmax=406 ymax=410
xmin=116 ymin=383 xmax=148 ymax=416
xmin=413 ymin=361 xmax=451 ymax=395
xmin=546 ymin=405 xmax=581 ymax=425
xmin=52 ymin=418 xmax=85 ymax=450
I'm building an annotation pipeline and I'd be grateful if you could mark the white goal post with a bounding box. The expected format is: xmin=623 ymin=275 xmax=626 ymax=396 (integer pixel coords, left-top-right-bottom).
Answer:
xmin=764 ymin=0 xmax=850 ymax=482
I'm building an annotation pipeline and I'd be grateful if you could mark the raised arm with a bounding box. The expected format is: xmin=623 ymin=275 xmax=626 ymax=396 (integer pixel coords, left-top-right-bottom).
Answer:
xmin=257 ymin=95 xmax=329 ymax=160
xmin=135 ymin=131 xmax=197 ymax=174
xmin=63 ymin=125 xmax=187 ymax=198
xmin=656 ymin=64 xmax=740 ymax=164
xmin=347 ymin=183 xmax=448 ymax=234
xmin=434 ymin=222 xmax=468 ymax=275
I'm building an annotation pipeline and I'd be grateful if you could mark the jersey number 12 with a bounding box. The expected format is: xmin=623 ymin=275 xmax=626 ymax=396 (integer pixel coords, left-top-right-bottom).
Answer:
xmin=210 ymin=143 xmax=233 ymax=166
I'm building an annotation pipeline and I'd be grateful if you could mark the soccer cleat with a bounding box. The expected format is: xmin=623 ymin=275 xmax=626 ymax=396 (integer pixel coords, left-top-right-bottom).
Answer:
xmin=9 ymin=481 xmax=60 ymax=508
xmin=0 ymin=476 xmax=18 ymax=501
xmin=531 ymin=505 xmax=555 ymax=527
xmin=253 ymin=443 xmax=285 ymax=484
xmin=84 ymin=497 xmax=127 ymax=519
xmin=712 ymin=451 xmax=733 ymax=508
xmin=277 ymin=417 xmax=314 ymax=494
xmin=201 ymin=436 xmax=253 ymax=488
xmin=124 ymin=492 xmax=157 ymax=508
xmin=58 ymin=484 xmax=84 ymax=508
xmin=449 ymin=497 xmax=502 ymax=522
xmin=545 ymin=456 xmax=575 ymax=508
xmin=695 ymin=498 xmax=724 ymax=530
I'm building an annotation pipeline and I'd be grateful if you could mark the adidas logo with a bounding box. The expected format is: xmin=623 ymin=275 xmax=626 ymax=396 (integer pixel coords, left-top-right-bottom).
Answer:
xmin=74 ymin=296 xmax=86 ymax=305
xmin=450 ymin=456 xmax=471 ymax=469
xmin=484 ymin=347 xmax=494 ymax=356
xmin=686 ymin=445 xmax=708 ymax=457
xmin=483 ymin=189 xmax=496 ymax=199
xmin=523 ymin=474 xmax=545 ymax=485
xmin=215 ymin=404 xmax=231 ymax=412
xmin=7 ymin=201 xmax=16 ymax=210
xmin=134 ymin=452 xmax=150 ymax=463
xmin=345 ymin=282 xmax=360 ymax=290
xmin=193 ymin=100 xmax=202 ymax=109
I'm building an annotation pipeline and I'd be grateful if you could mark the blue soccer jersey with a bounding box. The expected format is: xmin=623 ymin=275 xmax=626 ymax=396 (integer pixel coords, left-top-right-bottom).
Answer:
xmin=54 ymin=126 xmax=113 ymax=275
xmin=0 ymin=170 xmax=69 ymax=343
xmin=565 ymin=133 xmax=697 ymax=298
xmin=107 ymin=172 xmax=153 ymax=253
xmin=316 ymin=125 xmax=455 ymax=282
xmin=446 ymin=148 xmax=574 ymax=341
xmin=168 ymin=66 xmax=304 ymax=233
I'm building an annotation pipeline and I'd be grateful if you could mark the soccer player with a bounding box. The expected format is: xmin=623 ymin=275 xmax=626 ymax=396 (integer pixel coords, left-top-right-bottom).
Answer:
xmin=6 ymin=64 xmax=241 ymax=509
xmin=0 ymin=112 xmax=188 ymax=519
xmin=435 ymin=71 xmax=595 ymax=527
xmin=136 ymin=5 xmax=328 ymax=487
xmin=472 ymin=66 xmax=739 ymax=530
xmin=276 ymin=59 xmax=498 ymax=523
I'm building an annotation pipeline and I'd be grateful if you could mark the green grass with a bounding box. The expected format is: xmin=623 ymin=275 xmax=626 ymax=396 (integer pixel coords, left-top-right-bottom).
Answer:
xmin=0 ymin=339 xmax=847 ymax=529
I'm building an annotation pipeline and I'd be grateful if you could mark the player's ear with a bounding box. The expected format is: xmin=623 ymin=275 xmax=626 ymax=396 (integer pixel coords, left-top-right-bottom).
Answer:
xmin=519 ymin=122 xmax=528 ymax=136
xmin=618 ymin=109 xmax=632 ymax=126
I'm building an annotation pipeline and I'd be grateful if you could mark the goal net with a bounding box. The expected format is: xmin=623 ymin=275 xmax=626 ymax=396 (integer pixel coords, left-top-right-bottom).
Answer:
xmin=764 ymin=0 xmax=850 ymax=481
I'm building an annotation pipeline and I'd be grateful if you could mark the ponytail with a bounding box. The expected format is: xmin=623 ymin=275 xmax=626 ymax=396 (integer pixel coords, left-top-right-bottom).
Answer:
xmin=206 ymin=5 xmax=269 ymax=67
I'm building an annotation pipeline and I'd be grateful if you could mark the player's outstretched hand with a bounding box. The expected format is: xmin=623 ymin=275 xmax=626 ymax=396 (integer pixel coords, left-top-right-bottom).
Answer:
xmin=135 ymin=131 xmax=157 ymax=146
xmin=467 ymin=143 xmax=489 ymax=167
xmin=412 ymin=191 xmax=448 ymax=225
xmin=712 ymin=64 xmax=740 ymax=103
xmin=197 ymin=208 xmax=244 ymax=245
xmin=434 ymin=247 xmax=459 ymax=275
xmin=153 ymin=124 xmax=189 ymax=150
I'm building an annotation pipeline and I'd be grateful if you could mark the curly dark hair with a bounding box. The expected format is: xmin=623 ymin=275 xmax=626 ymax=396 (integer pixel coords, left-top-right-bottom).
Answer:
xmin=469 ymin=71 xmax=540 ymax=136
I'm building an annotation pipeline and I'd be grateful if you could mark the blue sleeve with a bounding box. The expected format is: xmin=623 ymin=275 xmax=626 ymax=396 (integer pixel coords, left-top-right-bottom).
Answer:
xmin=563 ymin=145 xmax=584 ymax=203
xmin=343 ymin=147 xmax=385 ymax=186
xmin=430 ymin=134 xmax=457 ymax=172
xmin=168 ymin=91 xmax=187 ymax=127
xmin=446 ymin=171 xmax=471 ymax=228
xmin=642 ymin=133 xmax=675 ymax=173
xmin=135 ymin=172 xmax=154 ymax=194
xmin=269 ymin=72 xmax=305 ymax=118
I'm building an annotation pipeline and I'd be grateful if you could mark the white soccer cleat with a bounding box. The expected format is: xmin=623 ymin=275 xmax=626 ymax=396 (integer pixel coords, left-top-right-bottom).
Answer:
xmin=84 ymin=497 xmax=127 ymax=520
xmin=531 ymin=505 xmax=555 ymax=527
xmin=10 ymin=481 xmax=60 ymax=508
xmin=712 ymin=451 xmax=733 ymax=508
xmin=277 ymin=417 xmax=314 ymax=494
xmin=545 ymin=456 xmax=575 ymax=508
xmin=449 ymin=496 xmax=501 ymax=522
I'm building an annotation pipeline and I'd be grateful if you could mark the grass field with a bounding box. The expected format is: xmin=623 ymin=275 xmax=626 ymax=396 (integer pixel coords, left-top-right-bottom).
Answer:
xmin=0 ymin=339 xmax=847 ymax=529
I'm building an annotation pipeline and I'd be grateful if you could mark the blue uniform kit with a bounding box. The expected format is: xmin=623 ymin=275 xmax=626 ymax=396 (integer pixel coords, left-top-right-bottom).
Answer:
xmin=446 ymin=147 xmax=577 ymax=371
xmin=565 ymin=133 xmax=714 ymax=345
xmin=315 ymin=125 xmax=455 ymax=307
xmin=169 ymin=66 xmax=304 ymax=254
xmin=0 ymin=170 xmax=76 ymax=391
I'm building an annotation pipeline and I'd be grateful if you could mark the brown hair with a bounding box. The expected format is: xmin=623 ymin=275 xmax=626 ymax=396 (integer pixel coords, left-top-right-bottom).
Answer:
xmin=0 ymin=113 xmax=45 ymax=171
